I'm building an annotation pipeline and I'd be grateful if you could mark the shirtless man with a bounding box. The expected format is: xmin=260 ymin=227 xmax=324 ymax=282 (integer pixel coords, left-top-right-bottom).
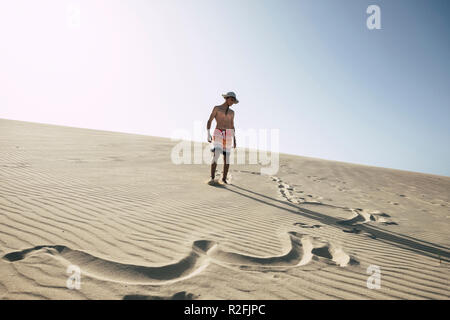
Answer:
xmin=207 ymin=92 xmax=238 ymax=184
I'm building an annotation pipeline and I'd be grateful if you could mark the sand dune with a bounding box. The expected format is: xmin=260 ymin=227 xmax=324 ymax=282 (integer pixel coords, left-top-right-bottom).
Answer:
xmin=0 ymin=118 xmax=449 ymax=299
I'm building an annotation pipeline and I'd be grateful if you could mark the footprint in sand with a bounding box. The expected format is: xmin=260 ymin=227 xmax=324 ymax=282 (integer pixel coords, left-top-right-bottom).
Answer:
xmin=338 ymin=208 xmax=398 ymax=226
xmin=267 ymin=175 xmax=400 ymax=230
xmin=294 ymin=222 xmax=322 ymax=229
xmin=271 ymin=176 xmax=322 ymax=205
xmin=2 ymin=233 xmax=358 ymax=286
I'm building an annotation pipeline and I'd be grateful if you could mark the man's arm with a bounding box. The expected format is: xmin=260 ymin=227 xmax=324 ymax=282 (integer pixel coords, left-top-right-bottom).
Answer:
xmin=206 ymin=106 xmax=217 ymax=142
xmin=231 ymin=112 xmax=236 ymax=148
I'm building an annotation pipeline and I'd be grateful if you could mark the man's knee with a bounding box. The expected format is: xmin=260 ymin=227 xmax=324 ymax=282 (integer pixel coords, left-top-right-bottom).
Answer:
xmin=211 ymin=149 xmax=222 ymax=164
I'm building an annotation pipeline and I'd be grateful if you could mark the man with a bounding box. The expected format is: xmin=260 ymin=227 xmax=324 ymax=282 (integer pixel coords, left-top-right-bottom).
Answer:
xmin=206 ymin=91 xmax=238 ymax=184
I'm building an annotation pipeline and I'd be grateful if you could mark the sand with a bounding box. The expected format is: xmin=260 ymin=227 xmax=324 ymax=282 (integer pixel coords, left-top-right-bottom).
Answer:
xmin=0 ymin=118 xmax=449 ymax=300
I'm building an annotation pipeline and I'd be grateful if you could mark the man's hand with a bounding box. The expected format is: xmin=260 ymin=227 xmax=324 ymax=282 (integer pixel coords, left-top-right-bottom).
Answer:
xmin=207 ymin=107 xmax=218 ymax=142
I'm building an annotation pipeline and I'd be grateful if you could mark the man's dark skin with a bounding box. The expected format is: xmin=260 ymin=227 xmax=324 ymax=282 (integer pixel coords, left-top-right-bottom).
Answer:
xmin=207 ymin=96 xmax=237 ymax=183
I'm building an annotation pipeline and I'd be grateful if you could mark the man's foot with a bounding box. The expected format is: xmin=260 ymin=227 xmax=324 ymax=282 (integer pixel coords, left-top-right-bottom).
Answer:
xmin=207 ymin=178 xmax=216 ymax=185
xmin=221 ymin=178 xmax=228 ymax=184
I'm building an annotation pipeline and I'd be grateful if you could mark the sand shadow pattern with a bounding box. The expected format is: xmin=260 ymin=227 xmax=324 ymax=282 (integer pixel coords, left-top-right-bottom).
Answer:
xmin=224 ymin=182 xmax=450 ymax=263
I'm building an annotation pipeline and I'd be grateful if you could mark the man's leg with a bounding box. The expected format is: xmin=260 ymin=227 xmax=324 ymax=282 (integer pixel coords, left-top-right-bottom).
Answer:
xmin=211 ymin=162 xmax=217 ymax=179
xmin=222 ymin=151 xmax=230 ymax=182
xmin=223 ymin=163 xmax=230 ymax=182
xmin=210 ymin=147 xmax=221 ymax=180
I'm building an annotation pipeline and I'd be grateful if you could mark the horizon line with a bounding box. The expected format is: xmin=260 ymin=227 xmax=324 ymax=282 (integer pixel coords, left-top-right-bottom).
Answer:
xmin=2 ymin=117 xmax=449 ymax=179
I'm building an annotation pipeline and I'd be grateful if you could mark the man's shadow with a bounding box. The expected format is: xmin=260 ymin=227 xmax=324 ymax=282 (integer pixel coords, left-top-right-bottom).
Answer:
xmin=224 ymin=184 xmax=450 ymax=264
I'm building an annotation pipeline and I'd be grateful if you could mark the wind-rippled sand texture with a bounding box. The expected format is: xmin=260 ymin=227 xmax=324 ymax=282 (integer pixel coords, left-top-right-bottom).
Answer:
xmin=0 ymin=118 xmax=449 ymax=299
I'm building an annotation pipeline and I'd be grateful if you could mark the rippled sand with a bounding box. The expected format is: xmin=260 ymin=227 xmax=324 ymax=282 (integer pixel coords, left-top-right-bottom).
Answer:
xmin=0 ymin=118 xmax=449 ymax=299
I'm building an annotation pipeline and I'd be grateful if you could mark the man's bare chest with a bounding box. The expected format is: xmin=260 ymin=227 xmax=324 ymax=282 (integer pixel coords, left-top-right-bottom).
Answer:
xmin=215 ymin=108 xmax=233 ymax=120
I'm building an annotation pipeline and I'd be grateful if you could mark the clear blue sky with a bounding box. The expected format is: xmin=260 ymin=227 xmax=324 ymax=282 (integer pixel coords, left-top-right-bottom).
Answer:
xmin=1 ymin=0 xmax=449 ymax=176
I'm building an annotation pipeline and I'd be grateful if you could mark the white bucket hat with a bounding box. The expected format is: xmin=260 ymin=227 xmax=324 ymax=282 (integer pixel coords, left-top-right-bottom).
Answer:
xmin=222 ymin=91 xmax=239 ymax=104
